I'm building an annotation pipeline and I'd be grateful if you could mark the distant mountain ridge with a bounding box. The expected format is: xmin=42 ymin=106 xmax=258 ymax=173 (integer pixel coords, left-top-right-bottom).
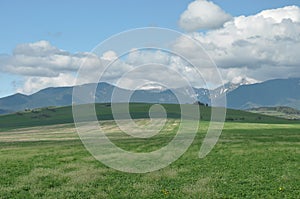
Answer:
xmin=226 ymin=78 xmax=300 ymax=109
xmin=0 ymin=78 xmax=299 ymax=114
xmin=211 ymin=78 xmax=257 ymax=99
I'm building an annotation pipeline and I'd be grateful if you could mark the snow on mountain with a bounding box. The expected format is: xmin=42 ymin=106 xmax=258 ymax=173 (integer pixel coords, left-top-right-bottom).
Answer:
xmin=213 ymin=77 xmax=260 ymax=98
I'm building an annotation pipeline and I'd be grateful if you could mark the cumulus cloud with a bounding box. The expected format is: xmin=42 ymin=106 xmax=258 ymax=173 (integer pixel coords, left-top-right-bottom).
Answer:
xmin=1 ymin=40 xmax=209 ymax=94
xmin=0 ymin=40 xmax=99 ymax=77
xmin=101 ymin=50 xmax=118 ymax=61
xmin=100 ymin=49 xmax=208 ymax=89
xmin=0 ymin=41 xmax=106 ymax=94
xmin=176 ymin=5 xmax=300 ymax=83
xmin=179 ymin=0 xmax=232 ymax=31
xmin=17 ymin=73 xmax=76 ymax=94
xmin=195 ymin=6 xmax=300 ymax=67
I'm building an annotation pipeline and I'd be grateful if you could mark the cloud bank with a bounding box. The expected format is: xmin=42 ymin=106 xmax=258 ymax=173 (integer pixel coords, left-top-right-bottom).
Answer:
xmin=177 ymin=4 xmax=300 ymax=82
xmin=0 ymin=41 xmax=95 ymax=77
xmin=0 ymin=41 xmax=208 ymax=94
xmin=0 ymin=41 xmax=102 ymax=93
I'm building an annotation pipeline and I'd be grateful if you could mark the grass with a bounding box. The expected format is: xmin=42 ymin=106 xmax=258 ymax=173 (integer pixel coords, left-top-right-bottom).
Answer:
xmin=0 ymin=104 xmax=299 ymax=198
xmin=0 ymin=117 xmax=299 ymax=198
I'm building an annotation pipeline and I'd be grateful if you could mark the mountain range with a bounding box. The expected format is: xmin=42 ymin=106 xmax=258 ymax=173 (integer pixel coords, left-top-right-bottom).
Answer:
xmin=0 ymin=78 xmax=299 ymax=114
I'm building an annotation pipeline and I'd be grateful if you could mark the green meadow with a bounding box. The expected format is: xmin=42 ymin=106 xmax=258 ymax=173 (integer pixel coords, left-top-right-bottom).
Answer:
xmin=0 ymin=104 xmax=299 ymax=198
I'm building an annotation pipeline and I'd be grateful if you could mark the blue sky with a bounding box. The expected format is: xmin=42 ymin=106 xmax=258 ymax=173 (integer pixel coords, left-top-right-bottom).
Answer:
xmin=1 ymin=0 xmax=300 ymax=97
xmin=1 ymin=0 xmax=299 ymax=53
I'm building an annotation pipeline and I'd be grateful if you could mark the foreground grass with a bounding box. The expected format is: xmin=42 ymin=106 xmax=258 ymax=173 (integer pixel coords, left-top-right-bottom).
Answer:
xmin=0 ymin=120 xmax=299 ymax=198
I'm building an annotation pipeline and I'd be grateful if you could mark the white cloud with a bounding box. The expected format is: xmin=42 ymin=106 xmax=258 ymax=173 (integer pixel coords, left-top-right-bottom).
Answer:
xmin=0 ymin=40 xmax=99 ymax=77
xmin=0 ymin=41 xmax=107 ymax=94
xmin=1 ymin=41 xmax=206 ymax=94
xmin=219 ymin=67 xmax=259 ymax=85
xmin=179 ymin=0 xmax=232 ymax=31
xmin=257 ymin=5 xmax=300 ymax=23
xmin=176 ymin=5 xmax=300 ymax=83
xmin=194 ymin=6 xmax=300 ymax=67
xmin=17 ymin=73 xmax=76 ymax=94
xmin=13 ymin=40 xmax=65 ymax=57
xmin=101 ymin=50 xmax=118 ymax=61
xmin=100 ymin=49 xmax=208 ymax=89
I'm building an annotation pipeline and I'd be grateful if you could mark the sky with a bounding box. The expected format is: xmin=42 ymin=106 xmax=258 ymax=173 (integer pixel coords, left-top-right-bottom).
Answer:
xmin=0 ymin=0 xmax=300 ymax=97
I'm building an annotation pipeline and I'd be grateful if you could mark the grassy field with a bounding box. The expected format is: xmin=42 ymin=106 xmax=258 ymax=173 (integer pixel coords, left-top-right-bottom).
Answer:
xmin=0 ymin=104 xmax=299 ymax=198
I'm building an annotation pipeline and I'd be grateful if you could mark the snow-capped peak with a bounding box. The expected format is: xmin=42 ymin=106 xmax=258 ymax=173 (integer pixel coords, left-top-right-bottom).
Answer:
xmin=212 ymin=77 xmax=259 ymax=98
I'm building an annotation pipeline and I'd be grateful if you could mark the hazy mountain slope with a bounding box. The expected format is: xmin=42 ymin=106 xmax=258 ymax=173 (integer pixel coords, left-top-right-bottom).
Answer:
xmin=227 ymin=78 xmax=300 ymax=109
xmin=0 ymin=83 xmax=197 ymax=112
xmin=0 ymin=78 xmax=299 ymax=113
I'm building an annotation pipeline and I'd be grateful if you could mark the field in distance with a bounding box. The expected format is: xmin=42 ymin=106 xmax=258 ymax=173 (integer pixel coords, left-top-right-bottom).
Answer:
xmin=0 ymin=103 xmax=298 ymax=131
xmin=248 ymin=106 xmax=300 ymax=120
xmin=0 ymin=103 xmax=299 ymax=198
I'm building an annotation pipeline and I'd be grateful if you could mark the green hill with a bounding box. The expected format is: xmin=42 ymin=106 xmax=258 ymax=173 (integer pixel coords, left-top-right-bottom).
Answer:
xmin=0 ymin=103 xmax=298 ymax=131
